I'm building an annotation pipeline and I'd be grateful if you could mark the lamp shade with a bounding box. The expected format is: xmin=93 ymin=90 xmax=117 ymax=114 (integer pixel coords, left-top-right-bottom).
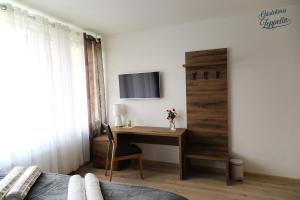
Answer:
xmin=113 ymin=104 xmax=123 ymax=116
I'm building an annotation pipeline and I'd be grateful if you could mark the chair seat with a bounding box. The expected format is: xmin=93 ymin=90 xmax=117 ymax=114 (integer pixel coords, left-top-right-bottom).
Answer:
xmin=115 ymin=144 xmax=142 ymax=157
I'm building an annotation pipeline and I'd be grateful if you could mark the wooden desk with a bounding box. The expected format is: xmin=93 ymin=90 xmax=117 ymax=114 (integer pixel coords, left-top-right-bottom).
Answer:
xmin=111 ymin=126 xmax=187 ymax=180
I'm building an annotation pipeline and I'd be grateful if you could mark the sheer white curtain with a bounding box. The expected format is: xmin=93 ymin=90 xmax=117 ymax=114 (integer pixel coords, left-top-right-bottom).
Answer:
xmin=0 ymin=4 xmax=90 ymax=174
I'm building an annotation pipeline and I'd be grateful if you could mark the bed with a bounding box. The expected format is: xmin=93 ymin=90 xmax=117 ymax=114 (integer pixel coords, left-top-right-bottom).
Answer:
xmin=0 ymin=173 xmax=187 ymax=200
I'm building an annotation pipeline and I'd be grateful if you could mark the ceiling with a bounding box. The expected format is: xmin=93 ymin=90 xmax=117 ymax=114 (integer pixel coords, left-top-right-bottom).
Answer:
xmin=17 ymin=0 xmax=299 ymax=35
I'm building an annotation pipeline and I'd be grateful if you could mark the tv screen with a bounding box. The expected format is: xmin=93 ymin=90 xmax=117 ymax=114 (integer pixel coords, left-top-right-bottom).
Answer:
xmin=119 ymin=72 xmax=160 ymax=99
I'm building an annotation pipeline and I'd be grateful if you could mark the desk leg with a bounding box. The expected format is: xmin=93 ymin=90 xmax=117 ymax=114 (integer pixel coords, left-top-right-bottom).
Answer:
xmin=179 ymin=134 xmax=184 ymax=180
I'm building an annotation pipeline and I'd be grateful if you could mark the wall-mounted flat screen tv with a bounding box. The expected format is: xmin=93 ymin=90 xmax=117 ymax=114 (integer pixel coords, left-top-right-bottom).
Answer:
xmin=119 ymin=72 xmax=160 ymax=99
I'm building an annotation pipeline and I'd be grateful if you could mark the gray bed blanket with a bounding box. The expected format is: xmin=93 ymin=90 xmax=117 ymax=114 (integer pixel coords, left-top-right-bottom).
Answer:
xmin=0 ymin=173 xmax=187 ymax=200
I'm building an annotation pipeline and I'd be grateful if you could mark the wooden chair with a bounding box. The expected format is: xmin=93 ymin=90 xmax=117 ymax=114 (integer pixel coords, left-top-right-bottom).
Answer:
xmin=103 ymin=123 xmax=144 ymax=181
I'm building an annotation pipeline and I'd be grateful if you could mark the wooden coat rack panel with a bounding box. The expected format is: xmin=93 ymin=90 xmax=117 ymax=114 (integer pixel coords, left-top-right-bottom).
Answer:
xmin=184 ymin=48 xmax=230 ymax=184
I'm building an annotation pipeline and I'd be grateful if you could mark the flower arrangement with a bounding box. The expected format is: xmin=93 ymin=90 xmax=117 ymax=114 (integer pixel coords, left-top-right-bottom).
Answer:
xmin=166 ymin=108 xmax=177 ymax=121
xmin=166 ymin=108 xmax=177 ymax=130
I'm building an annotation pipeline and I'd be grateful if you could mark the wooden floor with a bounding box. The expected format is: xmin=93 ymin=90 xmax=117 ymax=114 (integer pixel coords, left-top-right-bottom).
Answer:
xmin=77 ymin=162 xmax=300 ymax=200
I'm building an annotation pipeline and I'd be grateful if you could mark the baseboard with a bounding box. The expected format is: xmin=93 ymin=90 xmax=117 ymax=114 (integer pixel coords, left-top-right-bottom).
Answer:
xmin=245 ymin=172 xmax=300 ymax=184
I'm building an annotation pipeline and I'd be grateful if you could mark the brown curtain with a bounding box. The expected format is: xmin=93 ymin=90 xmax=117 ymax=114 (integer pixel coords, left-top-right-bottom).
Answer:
xmin=83 ymin=33 xmax=107 ymax=138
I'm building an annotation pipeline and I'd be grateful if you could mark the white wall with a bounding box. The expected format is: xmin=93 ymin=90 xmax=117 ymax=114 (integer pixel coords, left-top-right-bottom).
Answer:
xmin=103 ymin=4 xmax=300 ymax=179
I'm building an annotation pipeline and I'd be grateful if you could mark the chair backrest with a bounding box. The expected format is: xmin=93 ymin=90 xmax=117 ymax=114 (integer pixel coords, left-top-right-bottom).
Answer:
xmin=103 ymin=123 xmax=114 ymax=159
xmin=103 ymin=123 xmax=114 ymax=143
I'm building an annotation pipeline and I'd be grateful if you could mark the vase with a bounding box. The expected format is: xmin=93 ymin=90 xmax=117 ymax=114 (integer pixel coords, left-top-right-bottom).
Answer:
xmin=169 ymin=120 xmax=176 ymax=131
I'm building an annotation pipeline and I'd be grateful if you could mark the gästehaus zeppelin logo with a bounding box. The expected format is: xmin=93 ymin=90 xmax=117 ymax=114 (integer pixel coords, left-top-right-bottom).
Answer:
xmin=258 ymin=8 xmax=291 ymax=29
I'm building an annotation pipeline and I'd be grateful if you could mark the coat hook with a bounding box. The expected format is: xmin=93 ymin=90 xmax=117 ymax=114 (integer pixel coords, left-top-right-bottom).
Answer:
xmin=204 ymin=71 xmax=208 ymax=80
xmin=192 ymin=72 xmax=197 ymax=80
xmin=216 ymin=71 xmax=220 ymax=79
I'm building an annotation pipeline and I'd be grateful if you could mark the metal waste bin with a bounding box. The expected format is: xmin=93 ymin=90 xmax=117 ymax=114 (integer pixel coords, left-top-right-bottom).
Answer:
xmin=230 ymin=158 xmax=244 ymax=181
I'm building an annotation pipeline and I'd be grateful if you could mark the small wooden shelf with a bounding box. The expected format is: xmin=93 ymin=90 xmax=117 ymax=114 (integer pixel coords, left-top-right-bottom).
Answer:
xmin=185 ymin=151 xmax=229 ymax=161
